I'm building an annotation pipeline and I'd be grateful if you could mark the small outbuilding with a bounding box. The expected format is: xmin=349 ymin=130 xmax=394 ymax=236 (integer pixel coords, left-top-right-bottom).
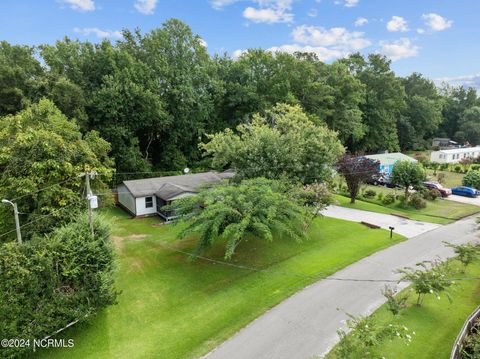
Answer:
xmin=117 ymin=171 xmax=234 ymax=221
xmin=364 ymin=152 xmax=417 ymax=176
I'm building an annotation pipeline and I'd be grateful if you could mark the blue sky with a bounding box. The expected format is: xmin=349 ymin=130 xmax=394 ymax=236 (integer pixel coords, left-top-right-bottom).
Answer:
xmin=1 ymin=0 xmax=479 ymax=85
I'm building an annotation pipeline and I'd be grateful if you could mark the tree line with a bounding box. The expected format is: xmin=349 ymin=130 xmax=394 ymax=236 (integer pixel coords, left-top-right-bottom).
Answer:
xmin=2 ymin=18 xmax=480 ymax=176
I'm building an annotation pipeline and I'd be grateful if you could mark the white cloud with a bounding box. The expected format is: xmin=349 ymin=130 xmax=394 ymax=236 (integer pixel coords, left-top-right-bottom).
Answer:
xmin=292 ymin=25 xmax=371 ymax=51
xmin=134 ymin=0 xmax=158 ymax=15
xmin=268 ymin=44 xmax=343 ymax=61
xmin=354 ymin=17 xmax=368 ymax=27
xmin=210 ymin=0 xmax=240 ymax=9
xmin=73 ymin=27 xmax=122 ymax=39
xmin=60 ymin=0 xmax=95 ymax=12
xmin=378 ymin=38 xmax=419 ymax=61
xmin=386 ymin=16 xmax=409 ymax=32
xmin=422 ymin=13 xmax=453 ymax=32
xmin=435 ymin=73 xmax=480 ymax=90
xmin=307 ymin=8 xmax=318 ymax=17
xmin=334 ymin=0 xmax=359 ymax=8
xmin=243 ymin=0 xmax=294 ymax=24
xmin=417 ymin=28 xmax=425 ymax=34
xmin=232 ymin=49 xmax=247 ymax=59
xmin=198 ymin=38 xmax=208 ymax=48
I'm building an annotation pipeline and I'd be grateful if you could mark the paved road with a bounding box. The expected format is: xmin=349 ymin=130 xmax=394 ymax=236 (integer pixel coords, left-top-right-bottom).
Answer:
xmin=204 ymin=216 xmax=479 ymax=359
xmin=321 ymin=205 xmax=440 ymax=238
xmin=446 ymin=194 xmax=480 ymax=207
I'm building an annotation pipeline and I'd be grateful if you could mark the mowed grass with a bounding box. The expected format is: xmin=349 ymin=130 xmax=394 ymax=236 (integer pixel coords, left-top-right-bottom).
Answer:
xmin=426 ymin=170 xmax=465 ymax=188
xmin=335 ymin=192 xmax=480 ymax=225
xmin=36 ymin=207 xmax=404 ymax=359
xmin=326 ymin=260 xmax=480 ymax=359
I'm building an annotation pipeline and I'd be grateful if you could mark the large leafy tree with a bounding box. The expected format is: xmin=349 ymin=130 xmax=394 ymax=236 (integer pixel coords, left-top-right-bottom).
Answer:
xmin=0 ymin=99 xmax=114 ymax=241
xmin=202 ymin=103 xmax=344 ymax=184
xmin=337 ymin=155 xmax=380 ymax=203
xmin=457 ymin=107 xmax=480 ymax=145
xmin=173 ymin=178 xmax=310 ymax=259
xmin=0 ymin=41 xmax=44 ymax=116
xmin=399 ymin=73 xmax=443 ymax=150
xmin=390 ymin=161 xmax=425 ymax=205
xmin=343 ymin=54 xmax=405 ymax=153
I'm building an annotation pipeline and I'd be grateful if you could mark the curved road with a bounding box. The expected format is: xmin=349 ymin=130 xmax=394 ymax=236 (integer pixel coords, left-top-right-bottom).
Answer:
xmin=204 ymin=216 xmax=479 ymax=359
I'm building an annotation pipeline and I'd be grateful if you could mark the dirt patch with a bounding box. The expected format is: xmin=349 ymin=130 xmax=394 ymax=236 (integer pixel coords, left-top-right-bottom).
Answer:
xmin=127 ymin=234 xmax=148 ymax=240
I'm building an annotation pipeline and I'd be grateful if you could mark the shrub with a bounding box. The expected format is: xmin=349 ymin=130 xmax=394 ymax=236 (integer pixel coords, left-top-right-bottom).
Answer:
xmin=382 ymin=193 xmax=396 ymax=205
xmin=440 ymin=163 xmax=449 ymax=171
xmin=364 ymin=189 xmax=376 ymax=198
xmin=463 ymin=170 xmax=480 ymax=189
xmin=471 ymin=164 xmax=480 ymax=171
xmin=335 ymin=313 xmax=413 ymax=359
xmin=444 ymin=242 xmax=480 ymax=271
xmin=397 ymin=259 xmax=454 ymax=306
xmin=0 ymin=214 xmax=117 ymax=358
xmin=409 ymin=194 xmax=427 ymax=209
xmin=382 ymin=285 xmax=409 ymax=316
xmin=454 ymin=165 xmax=463 ymax=173
xmin=377 ymin=192 xmax=384 ymax=201
xmin=421 ymin=188 xmax=441 ymax=201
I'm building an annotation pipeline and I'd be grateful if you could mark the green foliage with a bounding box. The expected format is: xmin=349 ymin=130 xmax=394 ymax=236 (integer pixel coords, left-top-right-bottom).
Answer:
xmin=463 ymin=170 xmax=480 ymax=189
xmin=0 ymin=99 xmax=114 ymax=241
xmin=364 ymin=189 xmax=376 ymax=198
xmin=391 ymin=161 xmax=425 ymax=205
xmin=397 ymin=260 xmax=455 ymax=306
xmin=382 ymin=285 xmax=409 ymax=316
xmin=382 ymin=193 xmax=396 ymax=205
xmin=0 ymin=214 xmax=117 ymax=358
xmin=444 ymin=242 xmax=480 ymax=270
xmin=172 ymin=178 xmax=311 ymax=259
xmin=408 ymin=193 xmax=427 ymax=209
xmin=334 ymin=313 xmax=412 ymax=359
xmin=202 ymin=103 xmax=344 ymax=184
xmin=461 ymin=319 xmax=480 ymax=359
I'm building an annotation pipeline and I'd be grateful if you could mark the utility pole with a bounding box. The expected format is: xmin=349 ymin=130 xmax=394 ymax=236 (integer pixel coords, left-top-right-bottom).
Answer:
xmin=81 ymin=171 xmax=98 ymax=237
xmin=1 ymin=199 xmax=22 ymax=244
xmin=85 ymin=172 xmax=94 ymax=236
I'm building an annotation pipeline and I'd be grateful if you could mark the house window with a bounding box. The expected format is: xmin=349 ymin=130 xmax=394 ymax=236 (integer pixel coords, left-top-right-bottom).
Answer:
xmin=145 ymin=196 xmax=153 ymax=208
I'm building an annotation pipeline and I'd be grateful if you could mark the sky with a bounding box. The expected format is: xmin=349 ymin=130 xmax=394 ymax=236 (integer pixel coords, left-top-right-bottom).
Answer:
xmin=1 ymin=0 xmax=479 ymax=87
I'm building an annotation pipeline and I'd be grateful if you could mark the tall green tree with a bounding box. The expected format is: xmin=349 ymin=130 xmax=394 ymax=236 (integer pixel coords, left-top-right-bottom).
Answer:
xmin=390 ymin=161 xmax=425 ymax=205
xmin=202 ymin=103 xmax=344 ymax=183
xmin=399 ymin=73 xmax=443 ymax=150
xmin=0 ymin=99 xmax=114 ymax=241
xmin=343 ymin=54 xmax=405 ymax=153
xmin=0 ymin=41 xmax=44 ymax=116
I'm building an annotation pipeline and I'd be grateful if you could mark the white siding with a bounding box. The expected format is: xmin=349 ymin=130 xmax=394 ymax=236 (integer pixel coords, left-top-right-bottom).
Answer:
xmin=135 ymin=196 xmax=157 ymax=216
xmin=431 ymin=148 xmax=480 ymax=164
xmin=118 ymin=184 xmax=136 ymax=215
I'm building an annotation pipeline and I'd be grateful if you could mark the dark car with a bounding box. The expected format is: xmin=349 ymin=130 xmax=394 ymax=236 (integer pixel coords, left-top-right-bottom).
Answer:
xmin=422 ymin=182 xmax=452 ymax=197
xmin=451 ymin=186 xmax=480 ymax=198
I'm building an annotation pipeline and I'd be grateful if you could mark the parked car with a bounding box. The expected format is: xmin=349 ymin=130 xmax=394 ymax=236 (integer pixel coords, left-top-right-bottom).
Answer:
xmin=368 ymin=174 xmax=398 ymax=188
xmin=451 ymin=186 xmax=480 ymax=198
xmin=422 ymin=182 xmax=452 ymax=197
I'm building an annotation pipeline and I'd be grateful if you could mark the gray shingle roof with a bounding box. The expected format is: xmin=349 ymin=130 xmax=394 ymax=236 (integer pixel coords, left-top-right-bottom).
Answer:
xmin=121 ymin=171 xmax=234 ymax=198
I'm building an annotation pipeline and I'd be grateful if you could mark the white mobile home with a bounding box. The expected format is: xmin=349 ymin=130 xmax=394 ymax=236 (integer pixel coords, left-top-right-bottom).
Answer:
xmin=430 ymin=147 xmax=480 ymax=164
xmin=117 ymin=171 xmax=234 ymax=220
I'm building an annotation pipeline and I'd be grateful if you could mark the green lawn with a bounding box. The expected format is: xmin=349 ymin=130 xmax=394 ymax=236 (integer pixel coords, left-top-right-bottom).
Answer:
xmin=326 ymin=260 xmax=480 ymax=359
xmin=426 ymin=170 xmax=465 ymax=188
xmin=36 ymin=208 xmax=404 ymax=359
xmin=335 ymin=192 xmax=480 ymax=225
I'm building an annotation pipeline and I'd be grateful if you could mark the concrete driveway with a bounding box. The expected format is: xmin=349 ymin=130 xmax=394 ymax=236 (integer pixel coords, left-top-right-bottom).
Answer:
xmin=446 ymin=194 xmax=480 ymax=206
xmin=321 ymin=205 xmax=440 ymax=238
xmin=204 ymin=216 xmax=479 ymax=359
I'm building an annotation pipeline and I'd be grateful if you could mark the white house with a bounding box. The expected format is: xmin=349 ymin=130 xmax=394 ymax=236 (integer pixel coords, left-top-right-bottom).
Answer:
xmin=430 ymin=146 xmax=480 ymax=164
xmin=117 ymin=171 xmax=234 ymax=221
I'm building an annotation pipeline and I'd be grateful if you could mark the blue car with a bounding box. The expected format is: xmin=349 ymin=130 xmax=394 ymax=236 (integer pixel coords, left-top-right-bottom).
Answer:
xmin=451 ymin=186 xmax=480 ymax=198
